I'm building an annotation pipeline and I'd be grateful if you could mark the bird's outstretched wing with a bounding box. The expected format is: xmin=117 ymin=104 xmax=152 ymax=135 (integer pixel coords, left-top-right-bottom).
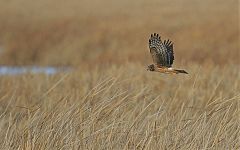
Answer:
xmin=149 ymin=33 xmax=174 ymax=67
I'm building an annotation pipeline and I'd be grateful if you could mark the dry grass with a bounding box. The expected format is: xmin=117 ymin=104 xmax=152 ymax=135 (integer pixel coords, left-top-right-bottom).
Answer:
xmin=0 ymin=64 xmax=239 ymax=149
xmin=0 ymin=0 xmax=239 ymax=149
xmin=0 ymin=0 xmax=239 ymax=66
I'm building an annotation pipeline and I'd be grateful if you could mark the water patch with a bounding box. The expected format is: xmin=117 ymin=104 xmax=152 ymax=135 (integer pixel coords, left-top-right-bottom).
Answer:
xmin=0 ymin=66 xmax=70 ymax=75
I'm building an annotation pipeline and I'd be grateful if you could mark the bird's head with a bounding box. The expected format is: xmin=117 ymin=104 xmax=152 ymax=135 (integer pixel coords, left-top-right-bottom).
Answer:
xmin=147 ymin=64 xmax=155 ymax=71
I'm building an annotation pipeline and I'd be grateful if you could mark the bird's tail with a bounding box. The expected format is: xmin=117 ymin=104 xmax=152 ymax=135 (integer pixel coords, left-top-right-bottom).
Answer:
xmin=174 ymin=69 xmax=188 ymax=74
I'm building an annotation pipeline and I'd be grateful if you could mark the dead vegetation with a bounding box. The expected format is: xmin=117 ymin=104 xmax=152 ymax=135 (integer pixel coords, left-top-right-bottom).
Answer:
xmin=0 ymin=0 xmax=239 ymax=149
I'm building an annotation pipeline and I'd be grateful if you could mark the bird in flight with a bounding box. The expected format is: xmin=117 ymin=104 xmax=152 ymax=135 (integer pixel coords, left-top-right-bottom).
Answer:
xmin=147 ymin=33 xmax=188 ymax=74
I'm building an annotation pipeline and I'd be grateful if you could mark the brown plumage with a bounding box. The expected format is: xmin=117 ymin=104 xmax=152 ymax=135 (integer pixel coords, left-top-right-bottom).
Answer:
xmin=147 ymin=33 xmax=188 ymax=74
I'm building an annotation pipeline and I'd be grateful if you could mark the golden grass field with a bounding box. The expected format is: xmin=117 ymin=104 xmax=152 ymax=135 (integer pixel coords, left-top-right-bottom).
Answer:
xmin=0 ymin=0 xmax=239 ymax=149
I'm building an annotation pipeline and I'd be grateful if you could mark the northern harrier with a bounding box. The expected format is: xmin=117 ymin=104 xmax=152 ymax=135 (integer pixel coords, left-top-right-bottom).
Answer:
xmin=147 ymin=33 xmax=188 ymax=74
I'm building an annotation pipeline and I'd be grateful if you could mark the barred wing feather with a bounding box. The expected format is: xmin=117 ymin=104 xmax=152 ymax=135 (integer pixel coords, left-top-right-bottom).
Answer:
xmin=149 ymin=33 xmax=174 ymax=67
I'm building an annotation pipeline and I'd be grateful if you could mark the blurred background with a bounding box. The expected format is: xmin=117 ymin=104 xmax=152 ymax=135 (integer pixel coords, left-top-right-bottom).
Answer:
xmin=0 ymin=0 xmax=238 ymax=68
xmin=0 ymin=1 xmax=239 ymax=148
